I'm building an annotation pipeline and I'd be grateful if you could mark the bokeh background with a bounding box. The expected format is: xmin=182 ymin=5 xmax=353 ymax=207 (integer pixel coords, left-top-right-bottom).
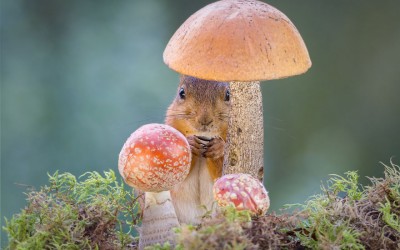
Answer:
xmin=1 ymin=0 xmax=399 ymax=245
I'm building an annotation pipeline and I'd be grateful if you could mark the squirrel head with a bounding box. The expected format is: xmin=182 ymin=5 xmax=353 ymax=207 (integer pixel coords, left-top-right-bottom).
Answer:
xmin=166 ymin=75 xmax=230 ymax=138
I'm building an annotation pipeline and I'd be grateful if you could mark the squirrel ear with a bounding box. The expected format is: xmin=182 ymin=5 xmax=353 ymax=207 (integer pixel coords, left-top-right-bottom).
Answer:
xmin=180 ymin=74 xmax=200 ymax=86
xmin=179 ymin=74 xmax=190 ymax=84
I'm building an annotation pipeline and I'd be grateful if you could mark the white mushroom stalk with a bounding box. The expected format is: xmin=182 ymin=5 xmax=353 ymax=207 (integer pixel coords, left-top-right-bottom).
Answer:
xmin=163 ymin=0 xmax=311 ymax=181
xmin=118 ymin=123 xmax=191 ymax=249
xmin=140 ymin=191 xmax=179 ymax=249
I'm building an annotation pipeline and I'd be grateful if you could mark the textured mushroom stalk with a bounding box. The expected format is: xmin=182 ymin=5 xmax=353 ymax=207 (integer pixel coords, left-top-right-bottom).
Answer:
xmin=213 ymin=173 xmax=270 ymax=215
xmin=138 ymin=191 xmax=180 ymax=249
xmin=118 ymin=123 xmax=191 ymax=249
xmin=223 ymin=81 xmax=264 ymax=181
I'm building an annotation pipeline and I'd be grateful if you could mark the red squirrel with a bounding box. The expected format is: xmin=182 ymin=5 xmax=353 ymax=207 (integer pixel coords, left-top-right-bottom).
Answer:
xmin=166 ymin=75 xmax=230 ymax=224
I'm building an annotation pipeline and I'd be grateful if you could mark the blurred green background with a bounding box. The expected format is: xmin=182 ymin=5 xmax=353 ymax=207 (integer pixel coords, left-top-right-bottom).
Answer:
xmin=1 ymin=0 xmax=399 ymax=245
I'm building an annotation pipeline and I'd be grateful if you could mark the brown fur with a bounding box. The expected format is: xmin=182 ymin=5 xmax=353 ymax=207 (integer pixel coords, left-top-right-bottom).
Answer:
xmin=166 ymin=75 xmax=230 ymax=224
xmin=166 ymin=75 xmax=229 ymax=139
xmin=166 ymin=75 xmax=229 ymax=179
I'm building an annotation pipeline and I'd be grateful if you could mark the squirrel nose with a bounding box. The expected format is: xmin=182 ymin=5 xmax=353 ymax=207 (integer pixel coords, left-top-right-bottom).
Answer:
xmin=199 ymin=117 xmax=213 ymax=126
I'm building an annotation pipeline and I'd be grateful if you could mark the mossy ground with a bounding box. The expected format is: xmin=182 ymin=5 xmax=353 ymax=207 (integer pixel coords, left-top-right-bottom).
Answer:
xmin=171 ymin=161 xmax=400 ymax=250
xmin=3 ymin=171 xmax=140 ymax=249
xmin=3 ymin=161 xmax=400 ymax=249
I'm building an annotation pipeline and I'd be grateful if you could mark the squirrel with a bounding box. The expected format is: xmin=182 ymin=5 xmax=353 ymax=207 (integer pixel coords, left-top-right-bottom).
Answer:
xmin=166 ymin=75 xmax=230 ymax=224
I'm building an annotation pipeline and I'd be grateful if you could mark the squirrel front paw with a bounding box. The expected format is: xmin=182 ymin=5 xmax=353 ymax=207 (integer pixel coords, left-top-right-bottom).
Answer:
xmin=189 ymin=135 xmax=224 ymax=159
xmin=187 ymin=135 xmax=225 ymax=159
xmin=203 ymin=136 xmax=225 ymax=159
xmin=187 ymin=135 xmax=207 ymax=157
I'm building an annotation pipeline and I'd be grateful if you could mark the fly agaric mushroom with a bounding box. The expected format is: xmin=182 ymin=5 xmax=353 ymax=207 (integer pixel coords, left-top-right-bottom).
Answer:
xmin=164 ymin=0 xmax=311 ymax=181
xmin=118 ymin=123 xmax=191 ymax=249
xmin=213 ymin=173 xmax=270 ymax=215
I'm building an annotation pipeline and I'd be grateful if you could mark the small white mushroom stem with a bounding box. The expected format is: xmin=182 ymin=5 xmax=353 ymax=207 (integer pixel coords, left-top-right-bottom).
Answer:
xmin=138 ymin=191 xmax=180 ymax=250
xmin=223 ymin=81 xmax=264 ymax=181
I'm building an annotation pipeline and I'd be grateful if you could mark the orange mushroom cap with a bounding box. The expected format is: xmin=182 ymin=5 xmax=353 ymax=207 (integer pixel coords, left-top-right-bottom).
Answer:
xmin=213 ymin=173 xmax=270 ymax=215
xmin=164 ymin=0 xmax=311 ymax=82
xmin=118 ymin=123 xmax=191 ymax=192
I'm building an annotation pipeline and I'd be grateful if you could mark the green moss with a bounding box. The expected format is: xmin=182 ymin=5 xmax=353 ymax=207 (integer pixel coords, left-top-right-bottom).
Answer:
xmin=4 ymin=162 xmax=400 ymax=249
xmin=294 ymin=172 xmax=365 ymax=249
xmin=172 ymin=161 xmax=400 ymax=250
xmin=379 ymin=199 xmax=400 ymax=232
xmin=176 ymin=208 xmax=254 ymax=250
xmin=329 ymin=171 xmax=363 ymax=201
xmin=3 ymin=170 xmax=139 ymax=249
xmin=290 ymin=161 xmax=400 ymax=249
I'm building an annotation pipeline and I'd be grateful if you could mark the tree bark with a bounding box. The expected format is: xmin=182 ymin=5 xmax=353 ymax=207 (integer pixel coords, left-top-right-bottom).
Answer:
xmin=223 ymin=81 xmax=264 ymax=181
xmin=138 ymin=191 xmax=180 ymax=250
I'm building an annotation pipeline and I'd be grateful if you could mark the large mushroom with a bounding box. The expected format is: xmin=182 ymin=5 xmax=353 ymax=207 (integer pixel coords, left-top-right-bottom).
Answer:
xmin=164 ymin=0 xmax=311 ymax=180
xmin=118 ymin=123 xmax=191 ymax=249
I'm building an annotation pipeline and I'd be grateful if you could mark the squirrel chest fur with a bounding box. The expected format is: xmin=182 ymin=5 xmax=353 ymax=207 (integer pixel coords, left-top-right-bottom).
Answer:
xmin=166 ymin=75 xmax=230 ymax=224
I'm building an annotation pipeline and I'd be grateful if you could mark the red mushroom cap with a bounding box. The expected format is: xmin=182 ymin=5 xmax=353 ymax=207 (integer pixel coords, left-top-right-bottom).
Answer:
xmin=118 ymin=123 xmax=191 ymax=192
xmin=213 ymin=173 xmax=270 ymax=215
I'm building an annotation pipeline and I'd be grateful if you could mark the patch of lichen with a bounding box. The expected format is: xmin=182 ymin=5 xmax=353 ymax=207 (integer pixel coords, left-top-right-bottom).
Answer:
xmin=3 ymin=170 xmax=140 ymax=249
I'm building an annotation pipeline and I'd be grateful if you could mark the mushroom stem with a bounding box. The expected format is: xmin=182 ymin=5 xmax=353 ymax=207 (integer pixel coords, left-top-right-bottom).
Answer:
xmin=223 ymin=81 xmax=264 ymax=181
xmin=138 ymin=191 xmax=180 ymax=250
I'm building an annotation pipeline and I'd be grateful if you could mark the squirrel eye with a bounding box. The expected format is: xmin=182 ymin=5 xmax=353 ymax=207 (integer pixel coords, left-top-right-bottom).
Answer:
xmin=224 ymin=89 xmax=230 ymax=102
xmin=179 ymin=88 xmax=186 ymax=99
